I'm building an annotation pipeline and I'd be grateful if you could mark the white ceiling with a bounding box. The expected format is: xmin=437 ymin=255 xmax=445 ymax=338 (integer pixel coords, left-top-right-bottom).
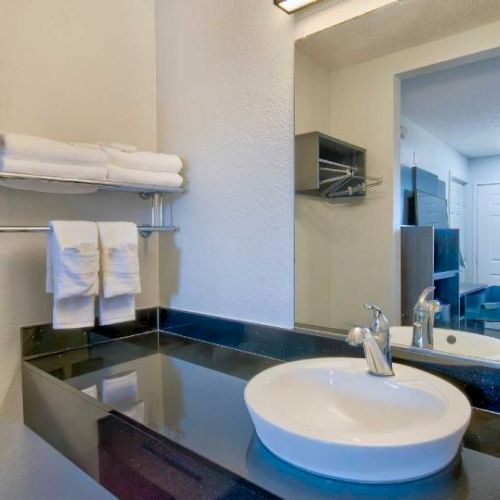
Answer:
xmin=402 ymin=55 xmax=500 ymax=158
xmin=296 ymin=0 xmax=500 ymax=71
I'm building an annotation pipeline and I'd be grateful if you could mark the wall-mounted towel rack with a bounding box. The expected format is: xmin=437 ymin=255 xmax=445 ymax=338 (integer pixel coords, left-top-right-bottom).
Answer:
xmin=0 ymin=172 xmax=184 ymax=237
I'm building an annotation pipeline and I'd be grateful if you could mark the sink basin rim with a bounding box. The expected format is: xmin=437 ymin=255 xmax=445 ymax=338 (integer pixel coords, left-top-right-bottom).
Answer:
xmin=244 ymin=357 xmax=471 ymax=448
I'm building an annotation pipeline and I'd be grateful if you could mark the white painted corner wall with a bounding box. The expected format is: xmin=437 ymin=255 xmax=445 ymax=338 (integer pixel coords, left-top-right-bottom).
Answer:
xmin=295 ymin=49 xmax=331 ymax=135
xmin=0 ymin=0 xmax=158 ymax=421
xmin=156 ymin=0 xmax=295 ymax=328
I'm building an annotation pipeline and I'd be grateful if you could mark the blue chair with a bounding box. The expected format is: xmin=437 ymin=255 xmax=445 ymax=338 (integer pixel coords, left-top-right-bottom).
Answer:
xmin=465 ymin=286 xmax=500 ymax=324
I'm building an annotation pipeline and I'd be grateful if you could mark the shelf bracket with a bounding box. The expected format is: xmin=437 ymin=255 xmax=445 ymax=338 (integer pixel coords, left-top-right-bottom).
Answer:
xmin=138 ymin=192 xmax=176 ymax=238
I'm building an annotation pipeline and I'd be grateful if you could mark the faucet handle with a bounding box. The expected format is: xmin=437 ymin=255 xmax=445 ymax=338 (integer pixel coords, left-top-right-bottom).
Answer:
xmin=428 ymin=299 xmax=441 ymax=314
xmin=346 ymin=326 xmax=371 ymax=346
xmin=364 ymin=304 xmax=389 ymax=333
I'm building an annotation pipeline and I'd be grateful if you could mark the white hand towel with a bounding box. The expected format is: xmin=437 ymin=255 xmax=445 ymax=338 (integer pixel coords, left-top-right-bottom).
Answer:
xmin=102 ymin=371 xmax=139 ymax=404
xmin=0 ymin=134 xmax=106 ymax=166
xmin=46 ymin=221 xmax=99 ymax=330
xmin=47 ymin=221 xmax=99 ymax=300
xmin=107 ymin=164 xmax=183 ymax=188
xmin=97 ymin=222 xmax=140 ymax=298
xmin=102 ymin=147 xmax=182 ymax=174
xmin=81 ymin=385 xmax=98 ymax=399
xmin=98 ymin=294 xmax=136 ymax=326
xmin=97 ymin=222 xmax=141 ymax=326
xmin=50 ymin=296 xmax=96 ymax=330
xmin=116 ymin=400 xmax=146 ymax=424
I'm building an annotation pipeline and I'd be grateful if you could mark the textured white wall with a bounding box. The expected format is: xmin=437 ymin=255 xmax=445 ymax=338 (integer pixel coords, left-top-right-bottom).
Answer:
xmin=157 ymin=0 xmax=295 ymax=327
xmin=469 ymin=155 xmax=500 ymax=183
xmin=401 ymin=117 xmax=469 ymax=188
xmin=0 ymin=0 xmax=158 ymax=421
xmin=295 ymin=49 xmax=331 ymax=135
xmin=295 ymin=20 xmax=500 ymax=330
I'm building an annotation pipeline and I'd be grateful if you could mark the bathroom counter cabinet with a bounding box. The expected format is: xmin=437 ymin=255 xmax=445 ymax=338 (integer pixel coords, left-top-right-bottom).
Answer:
xmin=23 ymin=329 xmax=500 ymax=499
xmin=0 ymin=422 xmax=114 ymax=499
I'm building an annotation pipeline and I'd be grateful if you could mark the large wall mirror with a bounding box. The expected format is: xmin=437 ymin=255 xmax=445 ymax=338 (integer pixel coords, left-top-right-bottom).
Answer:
xmin=294 ymin=0 xmax=500 ymax=365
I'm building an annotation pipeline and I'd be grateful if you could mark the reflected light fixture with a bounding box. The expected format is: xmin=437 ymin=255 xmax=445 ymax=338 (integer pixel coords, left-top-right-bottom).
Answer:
xmin=274 ymin=0 xmax=321 ymax=14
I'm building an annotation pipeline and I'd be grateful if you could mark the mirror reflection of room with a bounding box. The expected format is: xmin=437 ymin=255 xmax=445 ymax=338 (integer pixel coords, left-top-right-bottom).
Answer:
xmin=294 ymin=3 xmax=500 ymax=362
xmin=400 ymin=55 xmax=500 ymax=346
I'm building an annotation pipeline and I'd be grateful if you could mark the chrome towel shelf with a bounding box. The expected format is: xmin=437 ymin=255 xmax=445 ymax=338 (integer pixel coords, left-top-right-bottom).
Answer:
xmin=0 ymin=171 xmax=184 ymax=194
xmin=0 ymin=225 xmax=176 ymax=235
xmin=0 ymin=171 xmax=184 ymax=237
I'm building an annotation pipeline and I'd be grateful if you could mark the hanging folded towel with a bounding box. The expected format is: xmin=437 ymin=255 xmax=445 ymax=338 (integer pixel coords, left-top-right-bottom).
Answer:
xmin=0 ymin=134 xmax=106 ymax=166
xmin=101 ymin=371 xmax=145 ymax=422
xmin=81 ymin=385 xmax=98 ymax=399
xmin=98 ymin=295 xmax=136 ymax=326
xmin=102 ymin=147 xmax=182 ymax=174
xmin=102 ymin=371 xmax=139 ymax=405
xmin=97 ymin=222 xmax=140 ymax=297
xmin=46 ymin=221 xmax=99 ymax=329
xmin=116 ymin=400 xmax=146 ymax=424
xmin=97 ymin=222 xmax=141 ymax=325
xmin=107 ymin=164 xmax=183 ymax=188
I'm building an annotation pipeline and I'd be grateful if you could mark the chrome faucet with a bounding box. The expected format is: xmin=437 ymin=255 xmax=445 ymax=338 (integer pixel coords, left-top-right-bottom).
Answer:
xmin=347 ymin=304 xmax=394 ymax=377
xmin=412 ymin=286 xmax=441 ymax=349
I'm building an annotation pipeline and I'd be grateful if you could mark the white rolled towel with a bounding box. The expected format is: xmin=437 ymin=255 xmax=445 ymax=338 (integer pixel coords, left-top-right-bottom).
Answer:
xmin=98 ymin=142 xmax=138 ymax=153
xmin=107 ymin=164 xmax=183 ymax=188
xmin=0 ymin=134 xmax=106 ymax=166
xmin=0 ymin=158 xmax=106 ymax=193
xmin=0 ymin=158 xmax=107 ymax=180
xmin=75 ymin=142 xmax=138 ymax=153
xmin=102 ymin=147 xmax=182 ymax=174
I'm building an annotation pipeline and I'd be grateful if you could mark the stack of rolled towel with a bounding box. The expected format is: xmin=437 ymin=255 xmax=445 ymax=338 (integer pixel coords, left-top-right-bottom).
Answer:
xmin=0 ymin=134 xmax=107 ymax=193
xmin=101 ymin=145 xmax=183 ymax=188
xmin=0 ymin=133 xmax=183 ymax=192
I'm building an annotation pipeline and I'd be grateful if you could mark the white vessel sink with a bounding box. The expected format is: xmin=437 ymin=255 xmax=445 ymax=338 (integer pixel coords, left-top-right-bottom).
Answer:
xmin=391 ymin=326 xmax=500 ymax=361
xmin=245 ymin=357 xmax=471 ymax=483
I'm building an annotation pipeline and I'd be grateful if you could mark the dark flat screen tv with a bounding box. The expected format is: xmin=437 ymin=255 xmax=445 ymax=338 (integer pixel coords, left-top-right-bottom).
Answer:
xmin=415 ymin=189 xmax=448 ymax=228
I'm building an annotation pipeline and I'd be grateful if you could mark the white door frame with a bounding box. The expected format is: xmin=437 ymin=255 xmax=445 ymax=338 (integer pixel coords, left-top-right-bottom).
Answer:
xmin=447 ymin=172 xmax=467 ymax=223
xmin=474 ymin=182 xmax=500 ymax=283
xmin=448 ymin=173 xmax=467 ymax=277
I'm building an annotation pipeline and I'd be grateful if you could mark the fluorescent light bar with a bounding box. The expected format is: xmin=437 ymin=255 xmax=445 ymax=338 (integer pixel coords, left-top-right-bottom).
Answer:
xmin=274 ymin=0 xmax=320 ymax=14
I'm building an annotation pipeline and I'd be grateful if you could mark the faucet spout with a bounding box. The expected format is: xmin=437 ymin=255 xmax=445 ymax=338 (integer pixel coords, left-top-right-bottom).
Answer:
xmin=412 ymin=287 xmax=441 ymax=349
xmin=346 ymin=304 xmax=394 ymax=377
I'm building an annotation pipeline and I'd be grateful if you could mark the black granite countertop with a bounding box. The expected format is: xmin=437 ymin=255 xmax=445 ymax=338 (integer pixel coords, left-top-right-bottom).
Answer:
xmin=26 ymin=331 xmax=500 ymax=499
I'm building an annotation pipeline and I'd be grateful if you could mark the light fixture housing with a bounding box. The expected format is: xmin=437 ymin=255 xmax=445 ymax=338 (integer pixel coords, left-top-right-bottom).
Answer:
xmin=274 ymin=0 xmax=321 ymax=14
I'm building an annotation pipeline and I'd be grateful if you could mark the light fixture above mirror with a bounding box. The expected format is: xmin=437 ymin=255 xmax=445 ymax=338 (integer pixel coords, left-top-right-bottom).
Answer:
xmin=274 ymin=0 xmax=321 ymax=14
